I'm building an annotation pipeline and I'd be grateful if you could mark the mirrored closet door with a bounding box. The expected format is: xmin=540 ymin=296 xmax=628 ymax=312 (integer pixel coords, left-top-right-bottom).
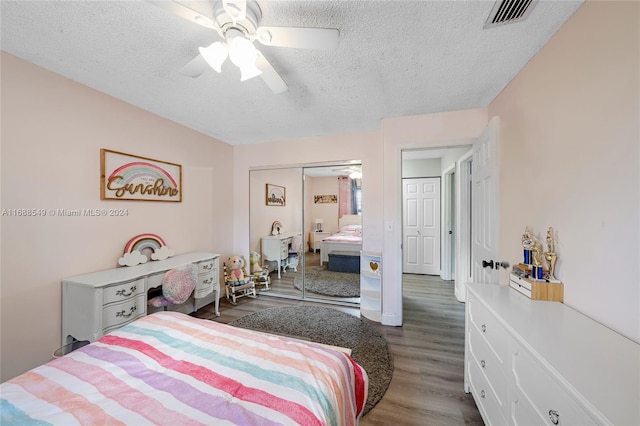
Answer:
xmin=249 ymin=163 xmax=362 ymax=306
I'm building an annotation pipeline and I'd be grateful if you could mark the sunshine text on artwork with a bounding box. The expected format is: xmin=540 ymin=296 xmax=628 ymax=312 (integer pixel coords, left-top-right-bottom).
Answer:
xmin=107 ymin=176 xmax=179 ymax=198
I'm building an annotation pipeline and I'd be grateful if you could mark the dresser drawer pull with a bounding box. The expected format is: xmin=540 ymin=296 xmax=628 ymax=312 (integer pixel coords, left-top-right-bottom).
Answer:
xmin=549 ymin=409 xmax=560 ymax=425
xmin=481 ymin=324 xmax=487 ymax=333
xmin=115 ymin=286 xmax=136 ymax=297
xmin=202 ymin=277 xmax=213 ymax=284
xmin=202 ymin=263 xmax=213 ymax=270
xmin=115 ymin=306 xmax=137 ymax=318
xmin=480 ymin=360 xmax=486 ymax=368
xmin=480 ymin=390 xmax=486 ymax=399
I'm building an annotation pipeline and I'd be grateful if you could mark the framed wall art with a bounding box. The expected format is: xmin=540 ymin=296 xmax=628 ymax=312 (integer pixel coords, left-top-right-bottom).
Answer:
xmin=101 ymin=149 xmax=182 ymax=202
xmin=266 ymin=183 xmax=286 ymax=206
xmin=314 ymin=194 xmax=337 ymax=204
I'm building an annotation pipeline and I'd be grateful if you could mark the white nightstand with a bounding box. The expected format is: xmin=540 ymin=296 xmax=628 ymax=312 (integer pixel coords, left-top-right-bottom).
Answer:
xmin=310 ymin=231 xmax=330 ymax=252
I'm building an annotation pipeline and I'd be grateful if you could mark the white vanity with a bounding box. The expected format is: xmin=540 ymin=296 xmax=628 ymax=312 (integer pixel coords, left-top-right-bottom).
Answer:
xmin=61 ymin=252 xmax=220 ymax=345
xmin=465 ymin=282 xmax=639 ymax=426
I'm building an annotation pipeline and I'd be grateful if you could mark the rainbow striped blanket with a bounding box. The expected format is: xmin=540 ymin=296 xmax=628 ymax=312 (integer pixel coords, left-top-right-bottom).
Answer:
xmin=1 ymin=311 xmax=368 ymax=425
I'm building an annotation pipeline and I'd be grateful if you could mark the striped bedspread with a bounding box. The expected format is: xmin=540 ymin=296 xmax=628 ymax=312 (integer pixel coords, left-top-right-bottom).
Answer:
xmin=1 ymin=311 xmax=368 ymax=425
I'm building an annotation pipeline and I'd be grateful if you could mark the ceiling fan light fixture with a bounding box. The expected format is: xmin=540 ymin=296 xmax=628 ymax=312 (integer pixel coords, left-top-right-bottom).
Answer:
xmin=238 ymin=63 xmax=262 ymax=81
xmin=228 ymin=36 xmax=261 ymax=80
xmin=198 ymin=42 xmax=228 ymax=73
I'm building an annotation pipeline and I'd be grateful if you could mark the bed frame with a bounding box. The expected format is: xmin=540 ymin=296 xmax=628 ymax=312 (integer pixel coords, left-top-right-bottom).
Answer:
xmin=320 ymin=214 xmax=362 ymax=265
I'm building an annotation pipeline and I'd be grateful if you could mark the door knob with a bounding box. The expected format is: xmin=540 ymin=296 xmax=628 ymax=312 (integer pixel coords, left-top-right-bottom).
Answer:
xmin=482 ymin=260 xmax=494 ymax=269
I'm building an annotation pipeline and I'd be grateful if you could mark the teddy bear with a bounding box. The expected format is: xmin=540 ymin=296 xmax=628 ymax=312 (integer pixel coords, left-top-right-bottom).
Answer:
xmin=227 ymin=255 xmax=246 ymax=284
xmin=249 ymin=251 xmax=263 ymax=275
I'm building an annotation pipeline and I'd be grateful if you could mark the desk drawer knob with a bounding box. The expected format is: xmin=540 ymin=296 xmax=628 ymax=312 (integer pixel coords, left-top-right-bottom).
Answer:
xmin=549 ymin=409 xmax=560 ymax=425
xmin=481 ymin=324 xmax=487 ymax=333
xmin=481 ymin=360 xmax=486 ymax=368
xmin=480 ymin=390 xmax=486 ymax=399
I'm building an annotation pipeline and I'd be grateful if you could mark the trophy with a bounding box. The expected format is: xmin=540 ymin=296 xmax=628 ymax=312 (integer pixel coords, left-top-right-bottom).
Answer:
xmin=521 ymin=227 xmax=534 ymax=265
xmin=544 ymin=227 xmax=557 ymax=280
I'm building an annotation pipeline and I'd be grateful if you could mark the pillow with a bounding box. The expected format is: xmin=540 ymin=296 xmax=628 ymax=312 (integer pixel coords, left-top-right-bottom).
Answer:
xmin=339 ymin=224 xmax=362 ymax=233
xmin=148 ymin=264 xmax=197 ymax=307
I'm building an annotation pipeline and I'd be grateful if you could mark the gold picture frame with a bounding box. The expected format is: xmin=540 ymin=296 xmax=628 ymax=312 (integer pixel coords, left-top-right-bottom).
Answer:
xmin=266 ymin=183 xmax=286 ymax=206
xmin=100 ymin=149 xmax=182 ymax=202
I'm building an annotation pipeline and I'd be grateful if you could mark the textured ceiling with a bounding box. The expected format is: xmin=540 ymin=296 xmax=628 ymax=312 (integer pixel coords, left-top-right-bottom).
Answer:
xmin=1 ymin=0 xmax=583 ymax=146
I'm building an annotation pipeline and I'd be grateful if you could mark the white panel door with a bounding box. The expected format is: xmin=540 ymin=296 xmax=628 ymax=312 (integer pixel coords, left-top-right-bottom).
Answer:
xmin=472 ymin=117 xmax=500 ymax=284
xmin=403 ymin=177 xmax=441 ymax=275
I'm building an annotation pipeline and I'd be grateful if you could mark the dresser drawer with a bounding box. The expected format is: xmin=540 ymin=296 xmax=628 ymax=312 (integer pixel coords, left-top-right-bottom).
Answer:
xmin=510 ymin=342 xmax=597 ymax=426
xmin=468 ymin=353 xmax=507 ymax=426
xmin=467 ymin=293 xmax=509 ymax=363
xmin=102 ymin=294 xmax=146 ymax=332
xmin=103 ymin=279 xmax=145 ymax=305
xmin=468 ymin=325 xmax=508 ymax=412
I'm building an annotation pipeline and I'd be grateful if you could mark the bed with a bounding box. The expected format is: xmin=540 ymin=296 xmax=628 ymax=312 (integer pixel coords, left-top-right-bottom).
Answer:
xmin=1 ymin=311 xmax=368 ymax=425
xmin=320 ymin=214 xmax=363 ymax=265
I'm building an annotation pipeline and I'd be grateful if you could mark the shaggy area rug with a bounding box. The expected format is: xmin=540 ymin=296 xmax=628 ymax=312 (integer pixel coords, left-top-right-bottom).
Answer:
xmin=229 ymin=305 xmax=393 ymax=416
xmin=293 ymin=266 xmax=360 ymax=297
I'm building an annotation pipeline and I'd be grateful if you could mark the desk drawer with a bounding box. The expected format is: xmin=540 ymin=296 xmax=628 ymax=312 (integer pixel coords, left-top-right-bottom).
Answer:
xmin=102 ymin=294 xmax=146 ymax=332
xmin=197 ymin=258 xmax=216 ymax=275
xmin=103 ymin=279 xmax=145 ymax=305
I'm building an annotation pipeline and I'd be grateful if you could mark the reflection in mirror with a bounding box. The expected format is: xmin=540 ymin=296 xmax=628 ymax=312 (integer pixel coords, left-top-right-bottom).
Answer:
xmin=249 ymin=163 xmax=361 ymax=307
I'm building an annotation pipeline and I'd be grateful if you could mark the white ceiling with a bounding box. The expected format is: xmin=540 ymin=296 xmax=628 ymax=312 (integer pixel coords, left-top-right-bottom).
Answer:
xmin=0 ymin=0 xmax=582 ymax=146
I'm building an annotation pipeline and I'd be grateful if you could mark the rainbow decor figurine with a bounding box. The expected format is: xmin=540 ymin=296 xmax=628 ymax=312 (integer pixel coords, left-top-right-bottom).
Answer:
xmin=118 ymin=233 xmax=174 ymax=266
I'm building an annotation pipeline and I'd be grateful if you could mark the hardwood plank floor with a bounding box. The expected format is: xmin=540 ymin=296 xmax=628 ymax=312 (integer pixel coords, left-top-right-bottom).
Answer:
xmin=194 ymin=272 xmax=483 ymax=425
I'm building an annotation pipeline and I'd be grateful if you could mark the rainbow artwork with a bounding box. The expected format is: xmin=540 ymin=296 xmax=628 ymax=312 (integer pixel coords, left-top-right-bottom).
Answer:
xmin=101 ymin=150 xmax=182 ymax=202
xmin=118 ymin=233 xmax=174 ymax=266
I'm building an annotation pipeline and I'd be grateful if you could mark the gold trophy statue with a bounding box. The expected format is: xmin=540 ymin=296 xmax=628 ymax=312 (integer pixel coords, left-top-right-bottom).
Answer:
xmin=544 ymin=227 xmax=557 ymax=280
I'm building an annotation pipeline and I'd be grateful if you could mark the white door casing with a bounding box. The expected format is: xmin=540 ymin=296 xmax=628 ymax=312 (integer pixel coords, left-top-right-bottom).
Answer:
xmin=471 ymin=116 xmax=500 ymax=284
xmin=454 ymin=149 xmax=473 ymax=301
xmin=403 ymin=177 xmax=441 ymax=275
xmin=441 ymin=165 xmax=456 ymax=281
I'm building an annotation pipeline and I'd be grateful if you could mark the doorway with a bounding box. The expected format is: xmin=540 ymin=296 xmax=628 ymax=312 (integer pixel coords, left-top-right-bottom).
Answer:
xmin=401 ymin=147 xmax=471 ymax=287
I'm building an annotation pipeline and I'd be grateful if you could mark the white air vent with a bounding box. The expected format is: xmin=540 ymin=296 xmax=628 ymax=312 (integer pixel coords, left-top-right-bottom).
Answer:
xmin=484 ymin=0 xmax=538 ymax=28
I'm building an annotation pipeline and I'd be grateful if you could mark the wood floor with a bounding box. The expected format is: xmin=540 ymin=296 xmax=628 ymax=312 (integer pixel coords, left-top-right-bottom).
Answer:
xmin=194 ymin=272 xmax=483 ymax=426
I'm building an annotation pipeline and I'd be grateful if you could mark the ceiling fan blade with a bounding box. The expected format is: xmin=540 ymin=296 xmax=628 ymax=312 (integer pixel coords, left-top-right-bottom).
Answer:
xmin=147 ymin=1 xmax=221 ymax=33
xmin=179 ymin=54 xmax=208 ymax=78
xmin=256 ymin=52 xmax=288 ymax=94
xmin=222 ymin=0 xmax=247 ymax=23
xmin=256 ymin=26 xmax=339 ymax=50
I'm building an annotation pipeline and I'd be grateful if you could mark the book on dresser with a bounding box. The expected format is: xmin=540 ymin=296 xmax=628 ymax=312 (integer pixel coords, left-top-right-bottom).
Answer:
xmin=61 ymin=252 xmax=220 ymax=346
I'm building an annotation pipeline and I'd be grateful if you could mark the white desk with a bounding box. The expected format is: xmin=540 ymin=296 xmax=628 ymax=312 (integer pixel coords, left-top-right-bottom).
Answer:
xmin=261 ymin=232 xmax=300 ymax=279
xmin=62 ymin=252 xmax=220 ymax=345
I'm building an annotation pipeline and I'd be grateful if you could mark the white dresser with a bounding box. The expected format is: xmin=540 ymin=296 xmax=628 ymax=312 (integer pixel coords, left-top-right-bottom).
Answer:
xmin=465 ymin=282 xmax=640 ymax=426
xmin=261 ymin=232 xmax=299 ymax=278
xmin=62 ymin=252 xmax=220 ymax=345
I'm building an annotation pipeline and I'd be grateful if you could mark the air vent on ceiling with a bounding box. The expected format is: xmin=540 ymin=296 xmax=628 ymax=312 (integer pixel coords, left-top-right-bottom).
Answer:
xmin=484 ymin=0 xmax=538 ymax=29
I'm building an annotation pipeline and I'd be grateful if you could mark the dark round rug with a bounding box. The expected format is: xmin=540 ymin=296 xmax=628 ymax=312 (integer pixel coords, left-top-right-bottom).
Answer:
xmin=293 ymin=266 xmax=360 ymax=297
xmin=229 ymin=306 xmax=393 ymax=416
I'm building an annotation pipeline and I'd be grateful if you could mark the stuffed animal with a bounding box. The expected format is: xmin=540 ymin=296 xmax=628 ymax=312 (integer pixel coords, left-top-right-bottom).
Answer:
xmin=227 ymin=255 xmax=246 ymax=284
xmin=249 ymin=251 xmax=263 ymax=275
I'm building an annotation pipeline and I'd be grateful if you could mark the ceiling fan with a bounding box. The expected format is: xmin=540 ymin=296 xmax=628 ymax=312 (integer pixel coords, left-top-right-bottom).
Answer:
xmin=149 ymin=0 xmax=340 ymax=94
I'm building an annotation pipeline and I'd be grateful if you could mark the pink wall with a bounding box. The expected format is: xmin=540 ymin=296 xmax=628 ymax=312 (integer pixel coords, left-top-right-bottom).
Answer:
xmin=490 ymin=1 xmax=639 ymax=342
xmin=0 ymin=53 xmax=235 ymax=380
